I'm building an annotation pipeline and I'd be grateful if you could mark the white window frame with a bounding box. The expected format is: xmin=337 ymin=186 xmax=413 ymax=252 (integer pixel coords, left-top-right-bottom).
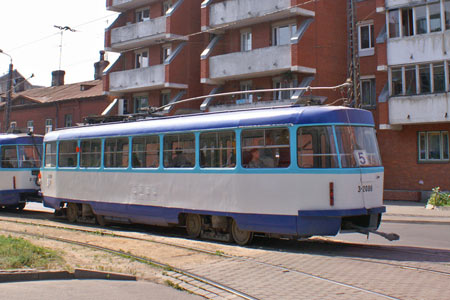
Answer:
xmin=272 ymin=76 xmax=297 ymax=100
xmin=418 ymin=131 xmax=449 ymax=162
xmin=240 ymin=29 xmax=252 ymax=52
xmin=64 ymin=114 xmax=72 ymax=128
xmin=238 ymin=80 xmax=253 ymax=103
xmin=134 ymin=93 xmax=149 ymax=113
xmin=10 ymin=121 xmax=17 ymax=130
xmin=358 ymin=21 xmax=374 ymax=56
xmin=162 ymin=44 xmax=172 ymax=62
xmin=360 ymin=76 xmax=376 ymax=108
xmin=161 ymin=90 xmax=171 ymax=106
xmin=135 ymin=50 xmax=149 ymax=69
xmin=45 ymin=119 xmax=53 ymax=133
xmin=272 ymin=21 xmax=297 ymax=46
xmin=27 ymin=120 xmax=34 ymax=132
xmin=136 ymin=7 xmax=150 ymax=22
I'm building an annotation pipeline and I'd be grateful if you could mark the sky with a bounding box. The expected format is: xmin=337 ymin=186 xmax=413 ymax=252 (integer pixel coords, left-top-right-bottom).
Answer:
xmin=0 ymin=0 xmax=119 ymax=87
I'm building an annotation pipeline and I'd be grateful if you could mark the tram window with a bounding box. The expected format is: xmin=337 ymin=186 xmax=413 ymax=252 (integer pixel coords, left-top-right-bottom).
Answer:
xmin=44 ymin=142 xmax=57 ymax=168
xmin=80 ymin=139 xmax=101 ymax=168
xmin=200 ymin=131 xmax=236 ymax=168
xmin=58 ymin=141 xmax=78 ymax=167
xmin=335 ymin=126 xmax=382 ymax=168
xmin=241 ymin=128 xmax=290 ymax=168
xmin=1 ymin=146 xmax=18 ymax=168
xmin=104 ymin=137 xmax=129 ymax=168
xmin=132 ymin=136 xmax=159 ymax=168
xmin=18 ymin=145 xmax=41 ymax=168
xmin=297 ymin=127 xmax=338 ymax=168
xmin=163 ymin=133 xmax=195 ymax=168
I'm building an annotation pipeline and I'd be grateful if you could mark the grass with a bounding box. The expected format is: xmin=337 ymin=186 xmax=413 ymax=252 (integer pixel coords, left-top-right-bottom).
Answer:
xmin=0 ymin=235 xmax=62 ymax=270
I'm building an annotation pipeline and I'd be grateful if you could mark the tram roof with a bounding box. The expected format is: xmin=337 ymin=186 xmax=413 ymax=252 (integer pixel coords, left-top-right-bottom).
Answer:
xmin=0 ymin=134 xmax=43 ymax=145
xmin=44 ymin=106 xmax=375 ymax=142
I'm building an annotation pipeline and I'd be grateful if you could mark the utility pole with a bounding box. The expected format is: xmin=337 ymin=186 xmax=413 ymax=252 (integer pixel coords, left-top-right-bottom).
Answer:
xmin=346 ymin=0 xmax=361 ymax=107
xmin=0 ymin=49 xmax=13 ymax=132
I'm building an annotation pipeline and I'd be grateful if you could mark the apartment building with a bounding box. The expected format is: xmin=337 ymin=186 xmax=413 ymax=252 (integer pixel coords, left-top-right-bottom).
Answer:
xmin=105 ymin=0 xmax=205 ymax=115
xmin=199 ymin=0 xmax=348 ymax=111
xmin=356 ymin=0 xmax=450 ymax=200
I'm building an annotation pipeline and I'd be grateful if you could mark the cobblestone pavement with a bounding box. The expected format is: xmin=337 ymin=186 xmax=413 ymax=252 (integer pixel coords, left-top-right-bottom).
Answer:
xmin=178 ymin=240 xmax=450 ymax=300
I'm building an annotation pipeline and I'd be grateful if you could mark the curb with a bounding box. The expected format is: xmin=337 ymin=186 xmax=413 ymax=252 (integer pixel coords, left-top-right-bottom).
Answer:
xmin=0 ymin=268 xmax=136 ymax=283
xmin=382 ymin=218 xmax=450 ymax=225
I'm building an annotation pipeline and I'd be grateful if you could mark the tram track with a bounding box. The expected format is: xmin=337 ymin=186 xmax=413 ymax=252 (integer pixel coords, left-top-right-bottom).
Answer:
xmin=1 ymin=215 xmax=449 ymax=278
xmin=1 ymin=214 xmax=449 ymax=299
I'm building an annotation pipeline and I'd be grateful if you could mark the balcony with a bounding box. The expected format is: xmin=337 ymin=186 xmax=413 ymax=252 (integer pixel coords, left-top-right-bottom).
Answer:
xmin=387 ymin=31 xmax=450 ymax=66
xmin=107 ymin=0 xmax=160 ymax=12
xmin=389 ymin=93 xmax=450 ymax=125
xmin=109 ymin=65 xmax=166 ymax=93
xmin=109 ymin=17 xmax=186 ymax=51
xmin=204 ymin=0 xmax=314 ymax=32
xmin=205 ymin=45 xmax=314 ymax=84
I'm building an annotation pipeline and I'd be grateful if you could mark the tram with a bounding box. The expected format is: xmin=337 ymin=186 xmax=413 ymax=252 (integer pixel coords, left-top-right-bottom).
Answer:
xmin=40 ymin=105 xmax=385 ymax=245
xmin=0 ymin=133 xmax=43 ymax=210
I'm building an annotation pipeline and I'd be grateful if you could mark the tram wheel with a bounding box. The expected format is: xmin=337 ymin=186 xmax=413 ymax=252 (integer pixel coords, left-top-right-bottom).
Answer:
xmin=66 ymin=203 xmax=78 ymax=223
xmin=231 ymin=219 xmax=253 ymax=246
xmin=17 ymin=203 xmax=26 ymax=211
xmin=96 ymin=214 xmax=108 ymax=227
xmin=186 ymin=214 xmax=202 ymax=238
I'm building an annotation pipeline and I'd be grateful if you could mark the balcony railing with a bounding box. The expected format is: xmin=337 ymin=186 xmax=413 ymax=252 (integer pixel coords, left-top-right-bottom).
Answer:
xmin=110 ymin=17 xmax=167 ymax=51
xmin=206 ymin=0 xmax=314 ymax=31
xmin=208 ymin=45 xmax=291 ymax=82
xmin=109 ymin=65 xmax=165 ymax=93
xmin=389 ymin=93 xmax=450 ymax=124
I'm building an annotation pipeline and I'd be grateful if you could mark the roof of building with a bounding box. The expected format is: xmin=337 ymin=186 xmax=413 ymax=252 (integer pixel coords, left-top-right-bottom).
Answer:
xmin=14 ymin=79 xmax=104 ymax=104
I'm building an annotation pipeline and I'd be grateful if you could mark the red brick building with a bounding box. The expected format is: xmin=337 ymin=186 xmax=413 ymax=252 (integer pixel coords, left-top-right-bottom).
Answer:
xmin=105 ymin=0 xmax=206 ymax=115
xmin=102 ymin=0 xmax=450 ymax=201
xmin=355 ymin=0 xmax=450 ymax=200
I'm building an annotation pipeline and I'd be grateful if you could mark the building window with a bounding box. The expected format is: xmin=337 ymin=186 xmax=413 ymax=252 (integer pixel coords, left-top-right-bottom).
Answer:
xmin=161 ymin=91 xmax=171 ymax=106
xmin=405 ymin=66 xmax=417 ymax=95
xmin=240 ymin=29 xmax=252 ymax=52
xmin=273 ymin=77 xmax=297 ymax=100
xmin=419 ymin=131 xmax=449 ymax=162
xmin=415 ymin=6 xmax=428 ymax=35
xmin=419 ymin=64 xmax=431 ymax=93
xmin=239 ymin=81 xmax=252 ymax=103
xmin=433 ymin=63 xmax=445 ymax=93
xmin=388 ymin=9 xmax=400 ymax=38
xmin=162 ymin=45 xmax=171 ymax=62
xmin=45 ymin=119 xmax=53 ymax=133
xmin=391 ymin=67 xmax=403 ymax=96
xmin=358 ymin=23 xmax=374 ymax=55
xmin=64 ymin=114 xmax=72 ymax=128
xmin=135 ymin=50 xmax=148 ymax=69
xmin=401 ymin=8 xmax=414 ymax=37
xmin=163 ymin=0 xmax=173 ymax=15
xmin=27 ymin=120 xmax=34 ymax=132
xmin=136 ymin=8 xmax=150 ymax=22
xmin=360 ymin=78 xmax=376 ymax=108
xmin=272 ymin=23 xmax=296 ymax=46
xmin=445 ymin=1 xmax=450 ymax=30
xmin=429 ymin=3 xmax=442 ymax=33
xmin=10 ymin=121 xmax=17 ymax=130
xmin=134 ymin=94 xmax=148 ymax=113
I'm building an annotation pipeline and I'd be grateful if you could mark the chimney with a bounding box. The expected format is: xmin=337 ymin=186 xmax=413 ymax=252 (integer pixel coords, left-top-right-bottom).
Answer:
xmin=94 ymin=50 xmax=110 ymax=80
xmin=52 ymin=70 xmax=65 ymax=86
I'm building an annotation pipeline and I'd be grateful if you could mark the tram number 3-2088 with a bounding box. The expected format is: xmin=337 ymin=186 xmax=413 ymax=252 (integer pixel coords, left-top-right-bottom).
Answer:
xmin=358 ymin=185 xmax=373 ymax=193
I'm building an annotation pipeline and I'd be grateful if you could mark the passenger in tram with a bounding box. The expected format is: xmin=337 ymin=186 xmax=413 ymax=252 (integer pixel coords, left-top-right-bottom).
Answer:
xmin=172 ymin=148 xmax=190 ymax=167
xmin=248 ymin=148 xmax=266 ymax=168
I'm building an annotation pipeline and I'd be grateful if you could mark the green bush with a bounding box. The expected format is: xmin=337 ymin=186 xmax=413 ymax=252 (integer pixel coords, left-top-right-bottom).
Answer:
xmin=427 ymin=187 xmax=450 ymax=207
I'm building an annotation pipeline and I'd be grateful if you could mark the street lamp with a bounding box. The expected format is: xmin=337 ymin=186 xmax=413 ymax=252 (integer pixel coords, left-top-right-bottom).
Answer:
xmin=0 ymin=49 xmax=13 ymax=133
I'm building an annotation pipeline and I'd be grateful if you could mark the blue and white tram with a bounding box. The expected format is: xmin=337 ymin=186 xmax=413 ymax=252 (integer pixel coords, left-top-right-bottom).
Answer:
xmin=0 ymin=134 xmax=43 ymax=210
xmin=41 ymin=105 xmax=385 ymax=245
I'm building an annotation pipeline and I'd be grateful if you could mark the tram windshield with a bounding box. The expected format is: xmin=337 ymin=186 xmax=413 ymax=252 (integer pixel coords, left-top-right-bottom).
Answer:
xmin=1 ymin=145 xmax=41 ymax=168
xmin=335 ymin=126 xmax=382 ymax=168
